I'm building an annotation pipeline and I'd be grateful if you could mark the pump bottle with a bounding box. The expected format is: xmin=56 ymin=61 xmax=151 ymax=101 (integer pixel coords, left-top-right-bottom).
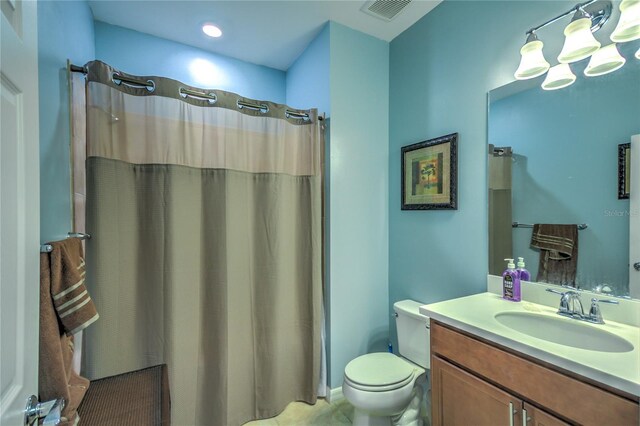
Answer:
xmin=516 ymin=257 xmax=531 ymax=282
xmin=502 ymin=258 xmax=521 ymax=302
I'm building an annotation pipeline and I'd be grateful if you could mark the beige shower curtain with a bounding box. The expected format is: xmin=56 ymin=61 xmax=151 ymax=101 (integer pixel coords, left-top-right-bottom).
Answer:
xmin=83 ymin=61 xmax=323 ymax=425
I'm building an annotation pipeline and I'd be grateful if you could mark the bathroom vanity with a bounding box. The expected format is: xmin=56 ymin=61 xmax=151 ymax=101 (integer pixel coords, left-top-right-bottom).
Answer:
xmin=421 ymin=293 xmax=640 ymax=426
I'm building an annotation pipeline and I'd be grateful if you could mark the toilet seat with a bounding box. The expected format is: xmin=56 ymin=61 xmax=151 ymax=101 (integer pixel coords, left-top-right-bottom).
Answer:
xmin=344 ymin=353 xmax=417 ymax=392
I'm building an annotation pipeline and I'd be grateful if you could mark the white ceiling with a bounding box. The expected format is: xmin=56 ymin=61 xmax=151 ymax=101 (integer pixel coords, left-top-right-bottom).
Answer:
xmin=88 ymin=0 xmax=441 ymax=71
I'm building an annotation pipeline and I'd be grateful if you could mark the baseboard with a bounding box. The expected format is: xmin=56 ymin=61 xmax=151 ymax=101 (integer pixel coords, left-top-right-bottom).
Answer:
xmin=326 ymin=386 xmax=344 ymax=404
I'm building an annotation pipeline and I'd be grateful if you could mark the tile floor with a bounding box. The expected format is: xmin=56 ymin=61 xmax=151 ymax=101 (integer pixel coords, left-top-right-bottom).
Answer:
xmin=244 ymin=399 xmax=354 ymax=426
xmin=244 ymin=398 xmax=431 ymax=426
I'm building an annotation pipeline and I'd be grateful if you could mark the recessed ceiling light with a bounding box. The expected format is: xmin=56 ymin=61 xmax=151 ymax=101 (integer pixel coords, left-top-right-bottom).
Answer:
xmin=202 ymin=24 xmax=222 ymax=38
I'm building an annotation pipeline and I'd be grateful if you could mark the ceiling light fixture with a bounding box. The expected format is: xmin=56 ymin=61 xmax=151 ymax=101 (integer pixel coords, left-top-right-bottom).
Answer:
xmin=202 ymin=24 xmax=222 ymax=38
xmin=542 ymin=64 xmax=577 ymax=90
xmin=514 ymin=0 xmax=639 ymax=90
xmin=584 ymin=43 xmax=626 ymax=76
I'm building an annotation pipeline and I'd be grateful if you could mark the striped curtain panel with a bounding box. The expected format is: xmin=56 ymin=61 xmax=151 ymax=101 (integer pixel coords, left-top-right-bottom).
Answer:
xmin=83 ymin=61 xmax=323 ymax=425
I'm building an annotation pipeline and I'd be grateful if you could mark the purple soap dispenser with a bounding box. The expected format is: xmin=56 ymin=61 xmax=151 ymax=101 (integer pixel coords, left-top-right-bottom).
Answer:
xmin=502 ymin=258 xmax=521 ymax=302
xmin=516 ymin=257 xmax=531 ymax=282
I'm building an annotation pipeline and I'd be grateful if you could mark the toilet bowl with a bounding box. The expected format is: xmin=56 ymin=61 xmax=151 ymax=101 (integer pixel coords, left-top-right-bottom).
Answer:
xmin=342 ymin=300 xmax=430 ymax=426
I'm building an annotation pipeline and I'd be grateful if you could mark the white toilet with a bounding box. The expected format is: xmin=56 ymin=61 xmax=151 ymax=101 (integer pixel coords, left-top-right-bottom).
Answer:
xmin=342 ymin=300 xmax=430 ymax=426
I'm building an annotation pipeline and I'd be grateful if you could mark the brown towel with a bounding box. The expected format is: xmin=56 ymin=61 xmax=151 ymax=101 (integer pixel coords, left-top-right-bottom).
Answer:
xmin=49 ymin=238 xmax=99 ymax=335
xmin=40 ymin=238 xmax=99 ymax=425
xmin=530 ymin=224 xmax=579 ymax=286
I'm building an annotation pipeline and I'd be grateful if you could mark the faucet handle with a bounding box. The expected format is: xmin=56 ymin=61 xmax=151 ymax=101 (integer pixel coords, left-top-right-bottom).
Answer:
xmin=546 ymin=288 xmax=572 ymax=314
xmin=588 ymin=298 xmax=619 ymax=324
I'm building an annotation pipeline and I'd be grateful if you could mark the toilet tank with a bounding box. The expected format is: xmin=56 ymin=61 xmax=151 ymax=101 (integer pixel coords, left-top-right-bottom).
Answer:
xmin=394 ymin=300 xmax=430 ymax=368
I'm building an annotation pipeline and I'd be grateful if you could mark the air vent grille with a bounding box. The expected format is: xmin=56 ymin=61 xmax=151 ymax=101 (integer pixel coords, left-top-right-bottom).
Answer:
xmin=361 ymin=0 xmax=412 ymax=22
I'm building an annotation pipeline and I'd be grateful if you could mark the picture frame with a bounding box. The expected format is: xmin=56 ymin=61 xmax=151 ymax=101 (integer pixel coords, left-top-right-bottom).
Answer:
xmin=401 ymin=133 xmax=458 ymax=210
xmin=618 ymin=142 xmax=630 ymax=200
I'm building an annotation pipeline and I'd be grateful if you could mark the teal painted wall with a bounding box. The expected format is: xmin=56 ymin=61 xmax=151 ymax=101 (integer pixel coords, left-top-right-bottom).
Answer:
xmin=286 ymin=21 xmax=390 ymax=388
xmin=329 ymin=22 xmax=389 ymax=387
xmin=38 ymin=1 xmax=95 ymax=242
xmin=286 ymin=23 xmax=330 ymax=115
xmin=490 ymin=60 xmax=640 ymax=294
xmin=94 ymin=21 xmax=286 ymax=103
xmin=388 ymin=1 xmax=578 ymax=349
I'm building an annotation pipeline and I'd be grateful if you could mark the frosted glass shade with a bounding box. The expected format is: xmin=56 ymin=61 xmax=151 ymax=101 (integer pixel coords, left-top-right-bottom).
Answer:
xmin=611 ymin=0 xmax=640 ymax=42
xmin=514 ymin=40 xmax=550 ymax=79
xmin=542 ymin=64 xmax=576 ymax=90
xmin=585 ymin=44 xmax=626 ymax=76
xmin=558 ymin=17 xmax=601 ymax=63
xmin=636 ymin=47 xmax=640 ymax=59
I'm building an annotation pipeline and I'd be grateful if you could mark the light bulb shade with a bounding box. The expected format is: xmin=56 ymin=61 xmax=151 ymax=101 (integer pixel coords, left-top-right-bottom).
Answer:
xmin=636 ymin=46 xmax=640 ymax=59
xmin=514 ymin=39 xmax=550 ymax=79
xmin=585 ymin=44 xmax=626 ymax=76
xmin=611 ymin=0 xmax=640 ymax=42
xmin=542 ymin=64 xmax=577 ymax=90
xmin=558 ymin=17 xmax=601 ymax=63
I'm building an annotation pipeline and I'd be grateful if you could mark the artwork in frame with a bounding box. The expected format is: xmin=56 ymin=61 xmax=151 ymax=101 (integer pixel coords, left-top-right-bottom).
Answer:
xmin=401 ymin=133 xmax=458 ymax=210
xmin=618 ymin=142 xmax=630 ymax=200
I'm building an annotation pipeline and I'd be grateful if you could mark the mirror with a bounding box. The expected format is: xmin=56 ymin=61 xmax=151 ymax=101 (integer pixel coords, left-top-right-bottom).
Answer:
xmin=488 ymin=47 xmax=640 ymax=298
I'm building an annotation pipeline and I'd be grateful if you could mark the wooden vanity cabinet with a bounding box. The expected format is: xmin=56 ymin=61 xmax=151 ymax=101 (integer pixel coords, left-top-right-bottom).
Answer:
xmin=430 ymin=320 xmax=640 ymax=426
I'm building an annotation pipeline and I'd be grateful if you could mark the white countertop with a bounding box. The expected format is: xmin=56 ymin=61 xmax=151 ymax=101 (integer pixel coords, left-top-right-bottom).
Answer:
xmin=420 ymin=292 xmax=640 ymax=397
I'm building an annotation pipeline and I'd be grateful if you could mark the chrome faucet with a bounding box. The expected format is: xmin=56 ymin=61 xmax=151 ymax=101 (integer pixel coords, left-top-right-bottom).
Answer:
xmin=546 ymin=287 xmax=618 ymax=324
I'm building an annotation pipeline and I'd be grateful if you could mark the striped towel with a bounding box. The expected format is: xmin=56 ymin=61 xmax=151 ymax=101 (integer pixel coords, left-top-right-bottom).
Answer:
xmin=530 ymin=224 xmax=579 ymax=286
xmin=48 ymin=237 xmax=99 ymax=335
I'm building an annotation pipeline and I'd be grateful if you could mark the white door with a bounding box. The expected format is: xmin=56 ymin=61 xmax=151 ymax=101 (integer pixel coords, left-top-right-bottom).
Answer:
xmin=0 ymin=0 xmax=40 ymax=425
xmin=630 ymin=135 xmax=640 ymax=299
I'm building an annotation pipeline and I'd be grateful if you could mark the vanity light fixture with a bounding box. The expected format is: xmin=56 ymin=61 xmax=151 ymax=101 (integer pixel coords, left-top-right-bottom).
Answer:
xmin=585 ymin=43 xmax=626 ymax=75
xmin=202 ymin=24 xmax=222 ymax=38
xmin=515 ymin=0 xmax=640 ymax=89
xmin=557 ymin=7 xmax=602 ymax=63
xmin=514 ymin=33 xmax=551 ymax=79
xmin=542 ymin=63 xmax=577 ymax=90
xmin=610 ymin=0 xmax=640 ymax=42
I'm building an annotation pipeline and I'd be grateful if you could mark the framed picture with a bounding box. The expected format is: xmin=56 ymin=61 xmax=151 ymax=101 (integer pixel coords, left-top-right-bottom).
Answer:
xmin=401 ymin=133 xmax=458 ymax=210
xmin=618 ymin=142 xmax=630 ymax=200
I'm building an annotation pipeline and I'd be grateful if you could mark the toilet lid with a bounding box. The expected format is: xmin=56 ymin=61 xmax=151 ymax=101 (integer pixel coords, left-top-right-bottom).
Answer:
xmin=344 ymin=353 xmax=415 ymax=388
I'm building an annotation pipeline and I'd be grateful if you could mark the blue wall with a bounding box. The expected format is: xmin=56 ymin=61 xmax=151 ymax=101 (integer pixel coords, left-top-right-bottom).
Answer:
xmin=328 ymin=22 xmax=389 ymax=387
xmin=388 ymin=1 xmax=575 ymax=348
xmin=286 ymin=23 xmax=330 ymax=115
xmin=286 ymin=21 xmax=390 ymax=388
xmin=94 ymin=21 xmax=286 ymax=103
xmin=38 ymin=1 xmax=95 ymax=242
xmin=490 ymin=61 xmax=640 ymax=294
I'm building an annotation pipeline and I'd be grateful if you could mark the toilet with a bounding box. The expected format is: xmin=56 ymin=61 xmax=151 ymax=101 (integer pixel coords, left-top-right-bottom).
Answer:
xmin=342 ymin=300 xmax=430 ymax=426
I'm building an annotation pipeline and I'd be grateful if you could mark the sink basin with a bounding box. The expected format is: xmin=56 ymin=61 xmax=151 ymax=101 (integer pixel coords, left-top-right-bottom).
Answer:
xmin=494 ymin=312 xmax=634 ymax=353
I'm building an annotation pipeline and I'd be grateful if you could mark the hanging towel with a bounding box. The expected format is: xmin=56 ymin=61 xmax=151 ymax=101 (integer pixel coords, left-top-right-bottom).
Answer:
xmin=49 ymin=238 xmax=99 ymax=334
xmin=40 ymin=238 xmax=99 ymax=425
xmin=530 ymin=224 xmax=579 ymax=286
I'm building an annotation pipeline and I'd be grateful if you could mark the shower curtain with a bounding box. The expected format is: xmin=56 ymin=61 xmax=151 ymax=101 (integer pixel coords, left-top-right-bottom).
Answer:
xmin=82 ymin=61 xmax=323 ymax=425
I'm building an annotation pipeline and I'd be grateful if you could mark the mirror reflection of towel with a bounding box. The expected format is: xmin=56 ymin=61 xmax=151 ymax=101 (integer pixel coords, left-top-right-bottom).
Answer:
xmin=530 ymin=224 xmax=578 ymax=286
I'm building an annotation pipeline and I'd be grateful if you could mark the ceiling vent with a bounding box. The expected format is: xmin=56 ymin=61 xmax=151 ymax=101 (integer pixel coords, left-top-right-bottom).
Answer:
xmin=361 ymin=0 xmax=412 ymax=22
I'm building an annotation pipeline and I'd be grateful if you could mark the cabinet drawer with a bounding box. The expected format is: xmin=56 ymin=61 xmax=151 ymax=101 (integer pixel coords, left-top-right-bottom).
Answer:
xmin=431 ymin=321 xmax=639 ymax=426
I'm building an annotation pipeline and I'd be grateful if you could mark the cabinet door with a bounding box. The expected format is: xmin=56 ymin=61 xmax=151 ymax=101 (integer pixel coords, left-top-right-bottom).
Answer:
xmin=523 ymin=403 xmax=569 ymax=426
xmin=432 ymin=356 xmax=522 ymax=426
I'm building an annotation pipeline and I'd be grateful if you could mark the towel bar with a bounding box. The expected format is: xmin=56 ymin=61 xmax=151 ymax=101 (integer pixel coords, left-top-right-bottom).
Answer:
xmin=40 ymin=232 xmax=91 ymax=253
xmin=512 ymin=222 xmax=588 ymax=230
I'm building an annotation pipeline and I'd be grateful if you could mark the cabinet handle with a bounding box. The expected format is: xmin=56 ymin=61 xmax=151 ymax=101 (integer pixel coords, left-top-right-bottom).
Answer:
xmin=509 ymin=402 xmax=515 ymax=426
xmin=522 ymin=408 xmax=528 ymax=426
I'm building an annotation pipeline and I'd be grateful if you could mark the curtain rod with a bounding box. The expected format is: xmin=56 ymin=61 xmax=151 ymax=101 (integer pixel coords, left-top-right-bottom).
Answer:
xmin=68 ymin=63 xmax=324 ymax=121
